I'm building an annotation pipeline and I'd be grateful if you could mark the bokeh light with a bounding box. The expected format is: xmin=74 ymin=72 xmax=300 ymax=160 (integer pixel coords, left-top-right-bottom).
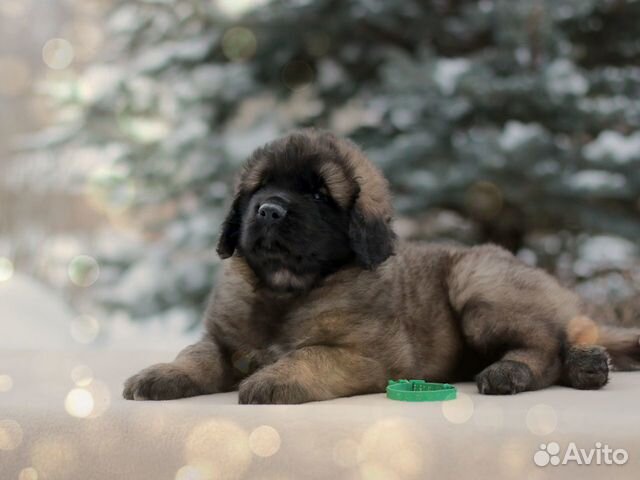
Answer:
xmin=248 ymin=425 xmax=281 ymax=457
xmin=62 ymin=21 xmax=104 ymax=62
xmin=500 ymin=439 xmax=530 ymax=474
xmin=0 ymin=374 xmax=14 ymax=392
xmin=68 ymin=255 xmax=100 ymax=287
xmin=18 ymin=467 xmax=39 ymax=480
xmin=71 ymin=365 xmax=93 ymax=387
xmin=184 ymin=419 xmax=251 ymax=480
xmin=222 ymin=27 xmax=257 ymax=62
xmin=526 ymin=404 xmax=557 ymax=435
xmin=42 ymin=38 xmax=75 ymax=70
xmin=64 ymin=388 xmax=94 ymax=418
xmin=281 ymin=60 xmax=315 ymax=91
xmin=70 ymin=315 xmax=101 ymax=344
xmin=442 ymin=393 xmax=474 ymax=424
xmin=358 ymin=418 xmax=425 ymax=478
xmin=0 ymin=419 xmax=24 ymax=451
xmin=360 ymin=463 xmax=399 ymax=480
xmin=85 ymin=166 xmax=137 ymax=215
xmin=31 ymin=436 xmax=77 ymax=477
xmin=465 ymin=181 xmax=503 ymax=220
xmin=175 ymin=465 xmax=209 ymax=480
xmin=0 ymin=257 xmax=14 ymax=282
xmin=0 ymin=56 xmax=31 ymax=96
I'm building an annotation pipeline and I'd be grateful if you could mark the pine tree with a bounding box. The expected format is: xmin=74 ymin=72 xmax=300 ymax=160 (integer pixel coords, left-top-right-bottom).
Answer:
xmin=41 ymin=0 xmax=640 ymax=325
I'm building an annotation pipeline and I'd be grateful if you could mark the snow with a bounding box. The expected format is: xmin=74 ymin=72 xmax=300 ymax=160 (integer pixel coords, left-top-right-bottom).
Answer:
xmin=433 ymin=58 xmax=470 ymax=95
xmin=545 ymin=59 xmax=588 ymax=97
xmin=318 ymin=59 xmax=347 ymax=89
xmin=135 ymin=36 xmax=217 ymax=73
xmin=515 ymin=47 xmax=531 ymax=66
xmin=574 ymin=235 xmax=637 ymax=277
xmin=578 ymin=96 xmax=628 ymax=116
xmin=517 ymin=248 xmax=538 ymax=267
xmin=79 ymin=66 xmax=123 ymax=103
xmin=567 ymin=170 xmax=627 ymax=191
xmin=164 ymin=118 xmax=208 ymax=153
xmin=583 ymin=130 xmax=640 ymax=164
xmin=576 ymin=272 xmax=636 ymax=303
xmin=216 ymin=0 xmax=271 ymax=19
xmin=108 ymin=4 xmax=143 ymax=34
xmin=402 ymin=170 xmax=438 ymax=191
xmin=499 ymin=121 xmax=545 ymax=151
xmin=224 ymin=122 xmax=280 ymax=161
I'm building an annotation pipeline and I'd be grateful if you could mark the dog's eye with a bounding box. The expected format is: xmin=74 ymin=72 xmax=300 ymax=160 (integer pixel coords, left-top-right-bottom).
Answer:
xmin=312 ymin=187 xmax=329 ymax=202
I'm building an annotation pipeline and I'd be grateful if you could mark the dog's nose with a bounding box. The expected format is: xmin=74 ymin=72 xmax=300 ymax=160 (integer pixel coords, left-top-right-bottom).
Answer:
xmin=257 ymin=202 xmax=287 ymax=222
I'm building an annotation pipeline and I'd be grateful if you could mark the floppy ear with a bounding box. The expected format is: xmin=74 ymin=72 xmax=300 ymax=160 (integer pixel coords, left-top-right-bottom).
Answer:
xmin=315 ymin=133 xmax=395 ymax=269
xmin=349 ymin=204 xmax=396 ymax=269
xmin=216 ymin=194 xmax=244 ymax=259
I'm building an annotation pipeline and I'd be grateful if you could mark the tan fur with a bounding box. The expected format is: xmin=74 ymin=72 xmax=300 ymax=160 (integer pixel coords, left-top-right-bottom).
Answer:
xmin=317 ymin=161 xmax=354 ymax=208
xmin=313 ymin=130 xmax=393 ymax=221
xmin=567 ymin=315 xmax=600 ymax=345
xmin=124 ymin=131 xmax=639 ymax=403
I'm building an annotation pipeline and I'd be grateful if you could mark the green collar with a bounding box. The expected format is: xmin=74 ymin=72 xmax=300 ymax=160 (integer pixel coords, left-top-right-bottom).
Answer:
xmin=386 ymin=379 xmax=457 ymax=402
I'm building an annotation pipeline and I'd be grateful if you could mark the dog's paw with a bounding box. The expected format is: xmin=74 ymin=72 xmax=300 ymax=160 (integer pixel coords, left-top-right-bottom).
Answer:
xmin=476 ymin=360 xmax=533 ymax=395
xmin=563 ymin=345 xmax=610 ymax=390
xmin=238 ymin=372 xmax=309 ymax=404
xmin=123 ymin=363 xmax=202 ymax=401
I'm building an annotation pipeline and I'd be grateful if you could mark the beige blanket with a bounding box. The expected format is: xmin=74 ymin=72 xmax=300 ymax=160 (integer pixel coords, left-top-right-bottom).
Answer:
xmin=1 ymin=351 xmax=638 ymax=479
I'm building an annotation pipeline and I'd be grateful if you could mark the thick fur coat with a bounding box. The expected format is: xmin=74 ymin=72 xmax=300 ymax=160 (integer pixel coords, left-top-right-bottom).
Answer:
xmin=124 ymin=130 xmax=640 ymax=403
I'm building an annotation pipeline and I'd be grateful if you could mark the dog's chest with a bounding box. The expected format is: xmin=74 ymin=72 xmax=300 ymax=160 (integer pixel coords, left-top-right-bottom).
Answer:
xmin=245 ymin=292 xmax=338 ymax=340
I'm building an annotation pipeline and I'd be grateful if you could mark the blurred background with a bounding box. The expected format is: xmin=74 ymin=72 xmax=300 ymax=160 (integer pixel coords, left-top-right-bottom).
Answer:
xmin=1 ymin=0 xmax=639 ymax=351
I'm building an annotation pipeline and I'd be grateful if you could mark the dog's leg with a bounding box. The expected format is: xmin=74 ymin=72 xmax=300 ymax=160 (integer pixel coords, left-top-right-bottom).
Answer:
xmin=123 ymin=337 xmax=233 ymax=400
xmin=461 ymin=300 xmax=564 ymax=394
xmin=238 ymin=346 xmax=387 ymax=404
xmin=448 ymin=246 xmax=576 ymax=395
xmin=476 ymin=350 xmax=562 ymax=395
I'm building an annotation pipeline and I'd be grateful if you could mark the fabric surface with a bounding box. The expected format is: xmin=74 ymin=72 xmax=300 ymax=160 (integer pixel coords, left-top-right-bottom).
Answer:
xmin=1 ymin=350 xmax=639 ymax=480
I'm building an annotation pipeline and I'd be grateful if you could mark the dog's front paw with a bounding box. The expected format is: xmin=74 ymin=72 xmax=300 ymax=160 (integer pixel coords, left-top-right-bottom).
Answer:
xmin=238 ymin=373 xmax=309 ymax=404
xmin=123 ymin=363 xmax=202 ymax=401
xmin=476 ymin=360 xmax=533 ymax=395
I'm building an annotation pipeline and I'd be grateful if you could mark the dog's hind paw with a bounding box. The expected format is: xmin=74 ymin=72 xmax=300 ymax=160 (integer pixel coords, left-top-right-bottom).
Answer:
xmin=562 ymin=344 xmax=610 ymax=390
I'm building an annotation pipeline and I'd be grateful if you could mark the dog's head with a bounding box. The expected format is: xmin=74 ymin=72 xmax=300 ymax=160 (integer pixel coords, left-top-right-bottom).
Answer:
xmin=216 ymin=130 xmax=395 ymax=292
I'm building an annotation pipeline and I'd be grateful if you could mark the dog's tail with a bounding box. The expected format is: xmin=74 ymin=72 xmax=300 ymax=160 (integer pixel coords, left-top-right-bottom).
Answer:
xmin=568 ymin=310 xmax=640 ymax=371
xmin=595 ymin=326 xmax=640 ymax=371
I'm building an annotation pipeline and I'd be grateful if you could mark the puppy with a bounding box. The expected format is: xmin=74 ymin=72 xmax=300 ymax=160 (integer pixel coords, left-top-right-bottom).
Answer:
xmin=124 ymin=130 xmax=640 ymax=403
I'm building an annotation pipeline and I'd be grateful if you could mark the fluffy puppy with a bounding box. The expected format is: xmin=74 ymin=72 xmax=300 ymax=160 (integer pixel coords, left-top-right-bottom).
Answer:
xmin=124 ymin=130 xmax=640 ymax=403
